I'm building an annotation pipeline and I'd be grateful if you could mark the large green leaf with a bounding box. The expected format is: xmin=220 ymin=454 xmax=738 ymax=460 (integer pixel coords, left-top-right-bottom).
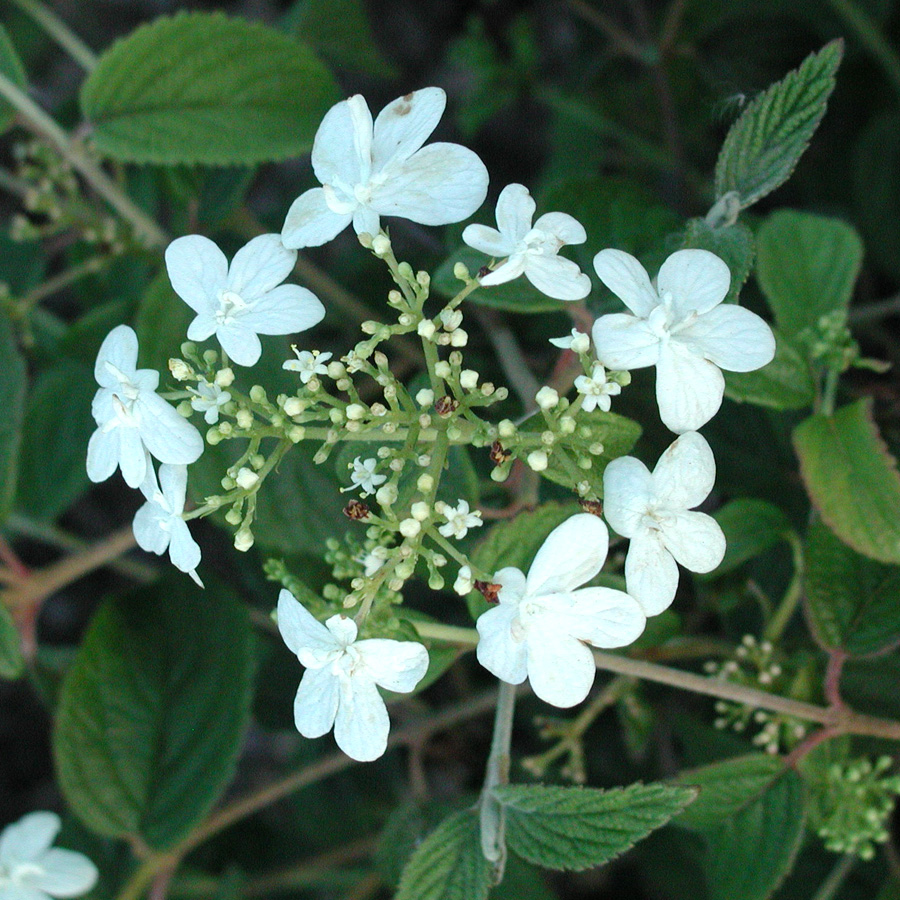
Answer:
xmin=81 ymin=12 xmax=340 ymax=165
xmin=0 ymin=312 xmax=26 ymax=525
xmin=0 ymin=603 xmax=23 ymax=680
xmin=794 ymin=400 xmax=900 ymax=564
xmin=54 ymin=579 xmax=254 ymax=850
xmin=714 ymin=40 xmax=843 ymax=209
xmin=0 ymin=24 xmax=27 ymax=134
xmin=495 ymin=782 xmax=697 ymax=871
xmin=706 ymin=498 xmax=792 ymax=577
xmin=804 ymin=518 xmax=900 ymax=656
xmin=724 ymin=329 xmax=815 ymax=411
xmin=756 ymin=210 xmax=863 ymax=337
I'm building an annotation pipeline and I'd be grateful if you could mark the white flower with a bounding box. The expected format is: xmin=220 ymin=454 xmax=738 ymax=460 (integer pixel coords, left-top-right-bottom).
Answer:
xmin=574 ymin=363 xmax=621 ymax=413
xmin=281 ymin=88 xmax=489 ymax=248
xmin=438 ymin=500 xmax=483 ymax=540
xmin=165 ymin=233 xmax=325 ymax=367
xmin=277 ymin=590 xmax=429 ymax=761
xmin=346 ymin=457 xmax=386 ymax=495
xmin=189 ymin=380 xmax=231 ymax=424
xmin=133 ymin=464 xmax=203 ymax=587
xmin=592 ymin=248 xmax=775 ymax=433
xmin=283 ymin=347 xmax=332 ymax=383
xmin=0 ymin=811 xmax=98 ymax=900
xmin=462 ymin=184 xmax=591 ymax=301
xmin=87 ymin=325 xmax=204 ymax=489
xmin=475 ymin=514 xmax=645 ymax=707
xmin=549 ymin=328 xmax=590 ymax=354
xmin=358 ymin=546 xmax=388 ymax=577
xmin=603 ymin=431 xmax=726 ymax=616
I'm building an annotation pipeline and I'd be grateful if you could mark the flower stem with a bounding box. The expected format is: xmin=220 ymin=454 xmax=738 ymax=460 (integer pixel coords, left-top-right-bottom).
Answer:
xmin=8 ymin=0 xmax=98 ymax=70
xmin=479 ymin=679 xmax=516 ymax=878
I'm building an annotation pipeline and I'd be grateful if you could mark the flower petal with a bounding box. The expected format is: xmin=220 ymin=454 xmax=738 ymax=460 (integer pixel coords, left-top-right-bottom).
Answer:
xmin=561 ymin=587 xmax=646 ymax=648
xmin=358 ymin=639 xmax=429 ymax=692
xmin=523 ymin=254 xmax=591 ymax=301
xmin=625 ymin=531 xmax=680 ymax=616
xmin=86 ymin=427 xmax=119 ymax=483
xmin=532 ymin=211 xmax=586 ymax=246
xmin=216 ymin=323 xmax=263 ymax=367
xmin=479 ymin=255 xmax=526 ymax=286
xmin=29 ymin=848 xmax=99 ymax=898
xmin=602 ymin=456 xmax=653 ymax=538
xmin=462 ymin=223 xmax=515 ymax=258
xmin=526 ymin=630 xmax=596 ymax=707
xmin=526 ymin=514 xmax=608 ymax=596
xmin=678 ymin=304 xmax=776 ymax=372
xmin=277 ymin=589 xmax=338 ymax=659
xmin=135 ymin=393 xmax=204 ymax=465
xmin=94 ymin=325 xmax=138 ymax=387
xmin=592 ymin=313 xmax=660 ymax=371
xmin=352 ymin=204 xmax=380 ymax=237
xmin=186 ymin=313 xmax=217 ymax=343
xmin=0 ymin=812 xmax=60 ymax=863
xmin=333 ymin=677 xmax=390 ymax=761
xmin=657 ymin=249 xmax=730 ymax=317
xmin=651 ymin=431 xmax=715 ymax=510
xmin=494 ymin=567 xmax=527 ymax=605
xmin=165 ymin=235 xmax=227 ymax=315
xmin=167 ymin=518 xmax=202 ymax=575
xmin=658 ymin=510 xmax=726 ymax=574
xmin=592 ymin=249 xmax=659 ymax=316
xmin=132 ymin=503 xmax=169 ymax=555
xmin=241 ymin=285 xmax=325 ymax=336
xmin=655 ymin=340 xmax=724 ymax=433
xmin=311 ymin=94 xmax=372 ymax=188
xmin=293 ymin=666 xmax=339 ymax=739
xmin=372 ymin=87 xmax=445 ymax=172
xmin=371 ymin=143 xmax=489 ymax=226
xmin=119 ymin=427 xmax=148 ymax=488
xmin=0 ymin=886 xmax=48 ymax=900
xmin=227 ymin=234 xmax=297 ymax=301
xmin=475 ymin=604 xmax=528 ymax=684
xmin=158 ymin=463 xmax=188 ymax=513
xmin=282 ymin=188 xmax=353 ymax=249
xmin=494 ymin=184 xmax=535 ymax=242
xmin=325 ymin=614 xmax=358 ymax=646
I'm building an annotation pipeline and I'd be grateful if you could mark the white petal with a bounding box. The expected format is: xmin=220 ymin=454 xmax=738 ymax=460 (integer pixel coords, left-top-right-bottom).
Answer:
xmin=29 ymin=848 xmax=98 ymax=898
xmin=462 ymin=223 xmax=515 ymax=258
xmin=0 ymin=812 xmax=59 ymax=863
xmin=164 ymin=235 xmax=228 ymax=316
xmin=526 ymin=514 xmax=609 ymax=596
xmin=167 ymin=518 xmax=202 ymax=575
xmin=119 ymin=427 xmax=148 ymax=488
xmin=282 ymin=188 xmax=353 ymax=249
xmin=532 ymin=211 xmax=586 ymax=246
xmin=132 ymin=503 xmax=169 ymax=555
xmin=475 ymin=604 xmax=528 ymax=684
xmin=86 ymin=427 xmax=119 ymax=483
xmin=186 ymin=313 xmax=217 ymax=343
xmin=655 ymin=341 xmax=725 ymax=433
xmin=625 ymin=531 xmax=679 ymax=616
xmin=311 ymin=94 xmax=372 ymax=188
xmin=216 ymin=323 xmax=262 ymax=367
xmin=137 ymin=454 xmax=159 ymax=501
xmin=135 ymin=393 xmax=204 ymax=465
xmin=562 ymin=587 xmax=646 ymax=648
xmin=523 ymin=254 xmax=591 ymax=301
xmin=227 ymin=234 xmax=297 ymax=301
xmin=358 ymin=639 xmax=429 ymax=692
xmin=526 ymin=630 xmax=596 ymax=707
xmin=494 ymin=567 xmax=527 ymax=605
xmin=333 ymin=677 xmax=390 ymax=761
xmin=678 ymin=305 xmax=776 ymax=373
xmin=158 ymin=463 xmax=188 ymax=513
xmin=241 ymin=285 xmax=325 ymax=336
xmin=324 ymin=614 xmax=358 ymax=646
xmin=277 ymin=589 xmax=338 ymax=659
xmin=592 ymin=313 xmax=660 ymax=371
xmin=370 ymin=143 xmax=489 ymax=226
xmin=658 ymin=511 xmax=726 ymax=574
xmin=94 ymin=325 xmax=138 ymax=387
xmin=494 ymin=184 xmax=535 ymax=242
xmin=293 ymin=666 xmax=339 ymax=739
xmin=372 ymin=87 xmax=445 ymax=172
xmin=657 ymin=249 xmax=730 ymax=317
xmin=0 ymin=886 xmax=48 ymax=900
xmin=479 ymin=255 xmax=526 ymax=287
xmin=352 ymin=204 xmax=380 ymax=237
xmin=651 ymin=431 xmax=715 ymax=510
xmin=602 ymin=456 xmax=653 ymax=538
xmin=593 ymin=249 xmax=659 ymax=316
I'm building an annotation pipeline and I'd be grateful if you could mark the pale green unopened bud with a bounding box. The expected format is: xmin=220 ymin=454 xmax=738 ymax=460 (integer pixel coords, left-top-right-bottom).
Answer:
xmin=345 ymin=403 xmax=366 ymax=420
xmin=416 ymin=388 xmax=434 ymax=406
xmin=236 ymin=409 xmax=253 ymax=429
xmin=498 ymin=419 xmax=516 ymax=439
xmin=234 ymin=529 xmax=254 ymax=552
xmin=417 ymin=473 xmax=434 ymax=492
xmin=453 ymin=261 xmax=470 ymax=280
xmin=527 ymin=450 xmax=548 ymax=472
xmin=399 ymin=518 xmax=421 ymax=538
xmin=460 ymin=369 xmax=479 ymax=390
xmin=434 ymin=361 xmax=452 ymax=379
xmin=411 ymin=501 xmax=430 ymax=521
xmin=536 ymin=386 xmax=559 ymax=410
xmin=236 ymin=467 xmax=259 ymax=489
xmin=216 ymin=367 xmax=235 ymax=387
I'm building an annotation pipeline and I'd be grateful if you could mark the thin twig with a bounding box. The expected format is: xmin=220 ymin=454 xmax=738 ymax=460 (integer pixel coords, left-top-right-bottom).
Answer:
xmin=8 ymin=0 xmax=98 ymax=70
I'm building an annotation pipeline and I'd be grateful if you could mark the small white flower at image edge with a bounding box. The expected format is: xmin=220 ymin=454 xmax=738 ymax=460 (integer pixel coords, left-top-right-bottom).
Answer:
xmin=283 ymin=347 xmax=333 ymax=383
xmin=549 ymin=328 xmax=590 ymax=354
xmin=345 ymin=457 xmax=386 ymax=496
xmin=0 ymin=811 xmax=98 ymax=900
xmin=437 ymin=500 xmax=483 ymax=540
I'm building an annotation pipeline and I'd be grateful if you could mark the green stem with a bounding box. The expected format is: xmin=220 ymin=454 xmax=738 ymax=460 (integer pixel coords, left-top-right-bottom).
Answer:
xmin=820 ymin=365 xmax=840 ymax=416
xmin=116 ymin=857 xmax=171 ymax=900
xmin=811 ymin=853 xmax=856 ymax=900
xmin=764 ymin=532 xmax=805 ymax=642
xmin=827 ymin=0 xmax=900 ymax=100
xmin=17 ymin=255 xmax=112 ymax=312
xmin=8 ymin=0 xmax=98 ymax=70
xmin=479 ymin=680 xmax=516 ymax=877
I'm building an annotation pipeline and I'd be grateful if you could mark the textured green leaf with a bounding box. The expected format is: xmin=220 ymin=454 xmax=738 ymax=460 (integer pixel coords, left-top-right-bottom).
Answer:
xmin=715 ymin=40 xmax=843 ymax=209
xmin=395 ymin=808 xmax=491 ymax=900
xmin=495 ymin=782 xmax=697 ymax=871
xmin=81 ymin=12 xmax=340 ymax=165
xmin=0 ymin=24 xmax=27 ymax=134
xmin=804 ymin=518 xmax=900 ymax=656
xmin=707 ymin=498 xmax=792 ymax=576
xmin=54 ymin=579 xmax=254 ymax=849
xmin=0 ymin=313 xmax=26 ymax=525
xmin=0 ymin=603 xmax=23 ymax=680
xmin=724 ymin=329 xmax=815 ymax=410
xmin=756 ymin=210 xmax=862 ymax=337
xmin=794 ymin=399 xmax=900 ymax=564
xmin=679 ymin=219 xmax=754 ymax=304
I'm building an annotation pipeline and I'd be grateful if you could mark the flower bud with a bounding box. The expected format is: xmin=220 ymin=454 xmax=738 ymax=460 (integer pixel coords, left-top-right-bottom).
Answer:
xmin=460 ymin=369 xmax=479 ymax=390
xmin=236 ymin=467 xmax=259 ymax=490
xmin=283 ymin=397 xmax=304 ymax=416
xmin=434 ymin=361 xmax=452 ymax=379
xmin=236 ymin=409 xmax=253 ymax=429
xmin=216 ymin=367 xmax=235 ymax=387
xmin=527 ymin=450 xmax=548 ymax=472
xmin=372 ymin=234 xmax=391 ymax=256
xmin=399 ymin=518 xmax=421 ymax=538
xmin=417 ymin=473 xmax=434 ymax=492
xmin=416 ymin=388 xmax=434 ymax=407
xmin=234 ymin=529 xmax=254 ymax=552
xmin=449 ymin=328 xmax=468 ymax=347
xmin=327 ymin=361 xmax=346 ymax=379
xmin=375 ymin=483 xmax=398 ymax=506
xmin=454 ymin=565 xmax=473 ymax=595
xmin=535 ymin=386 xmax=559 ymax=410
xmin=169 ymin=358 xmax=193 ymax=381
xmin=498 ymin=419 xmax=516 ymax=439
xmin=453 ymin=261 xmax=469 ymax=281
xmin=417 ymin=319 xmax=436 ymax=340
xmin=411 ymin=501 xmax=430 ymax=521
xmin=345 ymin=403 xmax=366 ymax=420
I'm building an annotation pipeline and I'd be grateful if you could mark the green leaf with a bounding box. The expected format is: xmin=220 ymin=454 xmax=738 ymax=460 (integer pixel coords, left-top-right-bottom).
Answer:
xmin=679 ymin=219 xmax=755 ymax=304
xmin=495 ymin=782 xmax=697 ymax=871
xmin=724 ymin=328 xmax=816 ymax=410
xmin=0 ymin=313 xmax=26 ymax=525
xmin=395 ymin=808 xmax=492 ymax=900
xmin=794 ymin=399 xmax=900 ymax=564
xmin=714 ymin=40 xmax=843 ymax=209
xmin=0 ymin=24 xmax=27 ymax=134
xmin=135 ymin=271 xmax=194 ymax=372
xmin=0 ymin=603 xmax=23 ymax=680
xmin=756 ymin=210 xmax=863 ymax=337
xmin=54 ymin=579 xmax=254 ymax=849
xmin=81 ymin=12 xmax=340 ymax=165
xmin=804 ymin=518 xmax=900 ymax=656
xmin=706 ymin=498 xmax=792 ymax=577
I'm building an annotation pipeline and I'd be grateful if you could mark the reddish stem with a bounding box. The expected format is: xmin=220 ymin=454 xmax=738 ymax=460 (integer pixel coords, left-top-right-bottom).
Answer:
xmin=824 ymin=651 xmax=847 ymax=709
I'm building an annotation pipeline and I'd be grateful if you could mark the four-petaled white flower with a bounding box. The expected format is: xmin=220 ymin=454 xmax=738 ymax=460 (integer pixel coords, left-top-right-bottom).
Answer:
xmin=463 ymin=184 xmax=591 ymax=301
xmin=476 ymin=514 xmax=646 ymax=707
xmin=603 ymin=431 xmax=726 ymax=616
xmin=0 ymin=811 xmax=98 ymax=900
xmin=283 ymin=348 xmax=333 ymax=383
xmin=549 ymin=328 xmax=590 ymax=354
xmin=346 ymin=457 xmax=386 ymax=495
xmin=592 ymin=248 xmax=776 ymax=433
xmin=277 ymin=590 xmax=430 ymax=761
xmin=282 ymin=88 xmax=489 ymax=248
xmin=133 ymin=464 xmax=203 ymax=587
xmin=574 ymin=363 xmax=621 ymax=413
xmin=87 ymin=325 xmax=204 ymax=489
xmin=438 ymin=500 xmax=483 ymax=540
xmin=189 ymin=380 xmax=231 ymax=424
xmin=165 ymin=234 xmax=325 ymax=367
